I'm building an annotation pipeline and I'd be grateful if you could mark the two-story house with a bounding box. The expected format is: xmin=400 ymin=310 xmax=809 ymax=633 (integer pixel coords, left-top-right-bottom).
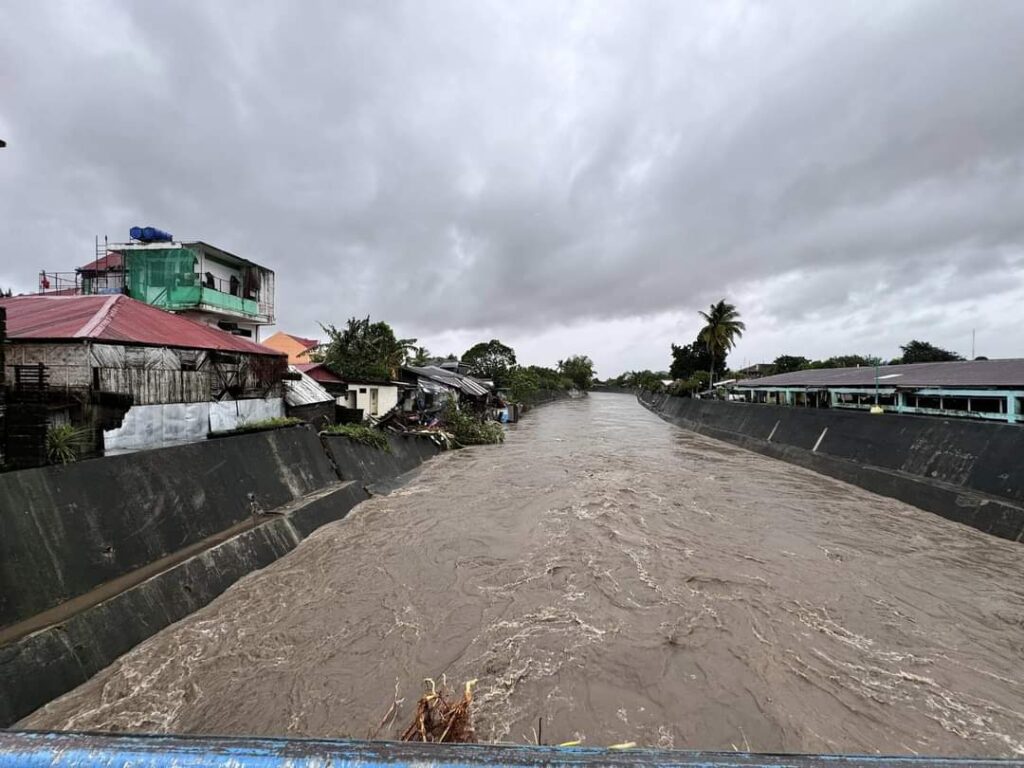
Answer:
xmin=41 ymin=231 xmax=276 ymax=341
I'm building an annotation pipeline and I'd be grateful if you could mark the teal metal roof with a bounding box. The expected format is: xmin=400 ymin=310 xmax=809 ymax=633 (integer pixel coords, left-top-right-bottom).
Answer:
xmin=737 ymin=359 xmax=1024 ymax=389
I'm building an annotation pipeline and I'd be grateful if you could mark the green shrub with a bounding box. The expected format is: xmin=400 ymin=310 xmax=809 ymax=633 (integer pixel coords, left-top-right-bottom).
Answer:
xmin=442 ymin=401 xmax=504 ymax=446
xmin=46 ymin=424 xmax=90 ymax=465
xmin=213 ymin=416 xmax=304 ymax=436
xmin=323 ymin=423 xmax=391 ymax=452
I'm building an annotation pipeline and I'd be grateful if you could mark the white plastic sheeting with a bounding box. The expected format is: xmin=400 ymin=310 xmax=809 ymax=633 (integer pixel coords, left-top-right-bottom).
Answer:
xmin=103 ymin=397 xmax=284 ymax=454
xmin=103 ymin=402 xmax=209 ymax=454
xmin=209 ymin=398 xmax=284 ymax=433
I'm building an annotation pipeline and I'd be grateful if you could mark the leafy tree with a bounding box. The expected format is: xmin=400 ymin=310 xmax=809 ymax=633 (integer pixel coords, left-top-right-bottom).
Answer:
xmin=670 ymin=338 xmax=723 ymax=381
xmin=813 ymin=354 xmax=882 ymax=369
xmin=667 ymin=371 xmax=710 ymax=396
xmin=772 ymin=355 xmax=810 ymax=374
xmin=621 ymin=370 xmax=665 ymax=391
xmin=897 ymin=340 xmax=964 ymax=364
xmin=409 ymin=346 xmax=432 ymax=366
xmin=506 ymin=365 xmax=578 ymax=403
xmin=462 ymin=339 xmax=518 ymax=387
xmin=557 ymin=355 xmax=596 ymax=390
xmin=318 ymin=316 xmax=416 ymax=380
xmin=442 ymin=400 xmax=504 ymax=445
xmin=507 ymin=366 xmax=540 ymax=403
xmin=528 ymin=365 xmax=573 ymax=391
xmin=697 ymin=300 xmax=745 ymax=386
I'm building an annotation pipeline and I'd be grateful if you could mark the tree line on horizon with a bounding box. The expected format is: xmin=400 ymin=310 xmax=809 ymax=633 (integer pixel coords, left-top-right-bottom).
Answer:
xmin=602 ymin=300 xmax=976 ymax=394
xmin=312 ymin=316 xmax=596 ymax=404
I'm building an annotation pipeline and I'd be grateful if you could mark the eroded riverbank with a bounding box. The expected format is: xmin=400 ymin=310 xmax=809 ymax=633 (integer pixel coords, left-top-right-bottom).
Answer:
xmin=22 ymin=394 xmax=1024 ymax=756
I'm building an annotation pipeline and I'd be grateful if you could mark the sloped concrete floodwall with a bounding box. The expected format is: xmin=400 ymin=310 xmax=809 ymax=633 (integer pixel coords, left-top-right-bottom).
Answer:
xmin=323 ymin=433 xmax=443 ymax=486
xmin=0 ymin=426 xmax=338 ymax=628
xmin=640 ymin=392 xmax=1024 ymax=542
xmin=0 ymin=428 xmax=440 ymax=726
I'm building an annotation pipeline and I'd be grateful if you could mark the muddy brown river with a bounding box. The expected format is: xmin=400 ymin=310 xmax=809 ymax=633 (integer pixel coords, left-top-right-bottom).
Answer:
xmin=22 ymin=394 xmax=1024 ymax=756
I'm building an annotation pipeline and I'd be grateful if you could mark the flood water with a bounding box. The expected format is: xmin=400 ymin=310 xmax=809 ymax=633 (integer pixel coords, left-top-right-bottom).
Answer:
xmin=22 ymin=394 xmax=1024 ymax=756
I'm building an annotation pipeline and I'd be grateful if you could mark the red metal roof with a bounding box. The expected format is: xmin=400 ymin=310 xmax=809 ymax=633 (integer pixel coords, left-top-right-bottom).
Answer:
xmin=294 ymin=362 xmax=345 ymax=384
xmin=78 ymin=251 xmax=124 ymax=272
xmin=283 ymin=333 xmax=320 ymax=350
xmin=0 ymin=294 xmax=284 ymax=357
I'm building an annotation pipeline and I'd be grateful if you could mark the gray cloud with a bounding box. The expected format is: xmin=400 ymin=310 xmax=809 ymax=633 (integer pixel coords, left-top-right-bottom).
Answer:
xmin=2 ymin=0 xmax=1024 ymax=372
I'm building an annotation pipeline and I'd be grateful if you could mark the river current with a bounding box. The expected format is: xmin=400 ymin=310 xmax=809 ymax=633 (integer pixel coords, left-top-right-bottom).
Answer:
xmin=22 ymin=394 xmax=1024 ymax=756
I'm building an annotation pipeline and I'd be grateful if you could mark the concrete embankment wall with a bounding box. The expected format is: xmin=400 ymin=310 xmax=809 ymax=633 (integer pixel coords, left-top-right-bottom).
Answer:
xmin=640 ymin=392 xmax=1024 ymax=542
xmin=0 ymin=427 xmax=338 ymax=629
xmin=0 ymin=427 xmax=441 ymax=726
xmin=323 ymin=433 xmax=444 ymax=486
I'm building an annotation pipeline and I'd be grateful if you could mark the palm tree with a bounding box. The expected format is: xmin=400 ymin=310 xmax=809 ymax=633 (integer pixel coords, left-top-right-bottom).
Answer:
xmin=698 ymin=300 xmax=745 ymax=392
xmin=408 ymin=346 xmax=432 ymax=367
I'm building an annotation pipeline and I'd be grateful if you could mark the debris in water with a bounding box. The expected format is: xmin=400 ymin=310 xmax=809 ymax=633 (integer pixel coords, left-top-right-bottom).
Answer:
xmin=400 ymin=677 xmax=477 ymax=743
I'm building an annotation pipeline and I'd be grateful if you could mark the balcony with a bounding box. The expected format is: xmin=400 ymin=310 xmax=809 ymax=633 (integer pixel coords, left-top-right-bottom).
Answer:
xmin=199 ymin=285 xmax=260 ymax=318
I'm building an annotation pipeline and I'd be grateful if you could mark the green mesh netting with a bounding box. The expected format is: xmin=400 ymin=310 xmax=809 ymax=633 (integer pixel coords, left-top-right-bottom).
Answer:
xmin=125 ymin=248 xmax=201 ymax=309
xmin=124 ymin=248 xmax=259 ymax=316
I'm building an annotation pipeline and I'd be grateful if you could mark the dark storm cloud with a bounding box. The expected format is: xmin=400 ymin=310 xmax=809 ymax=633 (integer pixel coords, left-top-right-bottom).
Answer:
xmin=2 ymin=0 xmax=1024 ymax=361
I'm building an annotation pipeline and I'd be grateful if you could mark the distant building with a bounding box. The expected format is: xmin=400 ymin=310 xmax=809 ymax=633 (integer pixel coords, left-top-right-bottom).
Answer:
xmin=735 ymin=359 xmax=1024 ymax=424
xmin=283 ymin=366 xmax=335 ymax=429
xmin=0 ymin=294 xmax=287 ymax=457
xmin=292 ymin=362 xmax=402 ymax=421
xmin=438 ymin=359 xmax=475 ymax=376
xmin=294 ymin=362 xmax=345 ymax=390
xmin=39 ymin=233 xmax=276 ymax=341
xmin=736 ymin=363 xmax=773 ymax=379
xmin=262 ymin=331 xmax=320 ymax=364
xmin=401 ymin=364 xmax=491 ymax=418
xmin=294 ymin=362 xmax=345 ymax=392
xmin=338 ymin=377 xmax=402 ymax=418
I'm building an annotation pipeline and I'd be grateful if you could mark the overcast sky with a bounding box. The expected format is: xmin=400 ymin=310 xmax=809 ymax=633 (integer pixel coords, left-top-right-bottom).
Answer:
xmin=2 ymin=1 xmax=1023 ymax=376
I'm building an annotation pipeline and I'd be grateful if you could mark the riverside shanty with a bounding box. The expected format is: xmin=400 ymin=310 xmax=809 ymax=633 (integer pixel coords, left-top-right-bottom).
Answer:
xmin=1 ymin=228 xmax=571 ymax=468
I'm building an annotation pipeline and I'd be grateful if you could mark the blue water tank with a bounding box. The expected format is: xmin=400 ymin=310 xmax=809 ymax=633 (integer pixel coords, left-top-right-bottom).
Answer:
xmin=130 ymin=226 xmax=173 ymax=243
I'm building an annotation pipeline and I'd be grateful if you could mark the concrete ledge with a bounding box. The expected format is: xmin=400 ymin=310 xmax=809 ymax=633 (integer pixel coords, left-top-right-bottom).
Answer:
xmin=641 ymin=393 xmax=1024 ymax=543
xmin=287 ymin=481 xmax=369 ymax=538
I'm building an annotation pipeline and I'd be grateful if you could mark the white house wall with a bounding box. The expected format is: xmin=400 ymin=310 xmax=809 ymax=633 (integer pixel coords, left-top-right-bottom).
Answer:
xmin=348 ymin=384 xmax=399 ymax=417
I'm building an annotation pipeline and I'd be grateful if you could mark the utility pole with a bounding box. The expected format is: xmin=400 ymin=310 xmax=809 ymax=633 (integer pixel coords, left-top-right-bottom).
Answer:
xmin=972 ymin=329 xmax=976 ymax=359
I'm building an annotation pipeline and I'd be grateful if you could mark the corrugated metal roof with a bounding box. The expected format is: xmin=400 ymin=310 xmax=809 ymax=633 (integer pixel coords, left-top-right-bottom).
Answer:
xmin=284 ymin=366 xmax=334 ymax=406
xmin=404 ymin=365 xmax=490 ymax=397
xmin=283 ymin=333 xmax=319 ymax=349
xmin=294 ymin=362 xmax=346 ymax=384
xmin=0 ymin=294 xmax=283 ymax=357
xmin=736 ymin=359 xmax=1024 ymax=389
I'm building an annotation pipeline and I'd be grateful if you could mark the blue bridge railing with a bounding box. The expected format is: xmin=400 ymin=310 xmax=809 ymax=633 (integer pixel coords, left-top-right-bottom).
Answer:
xmin=1 ymin=731 xmax=1021 ymax=768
